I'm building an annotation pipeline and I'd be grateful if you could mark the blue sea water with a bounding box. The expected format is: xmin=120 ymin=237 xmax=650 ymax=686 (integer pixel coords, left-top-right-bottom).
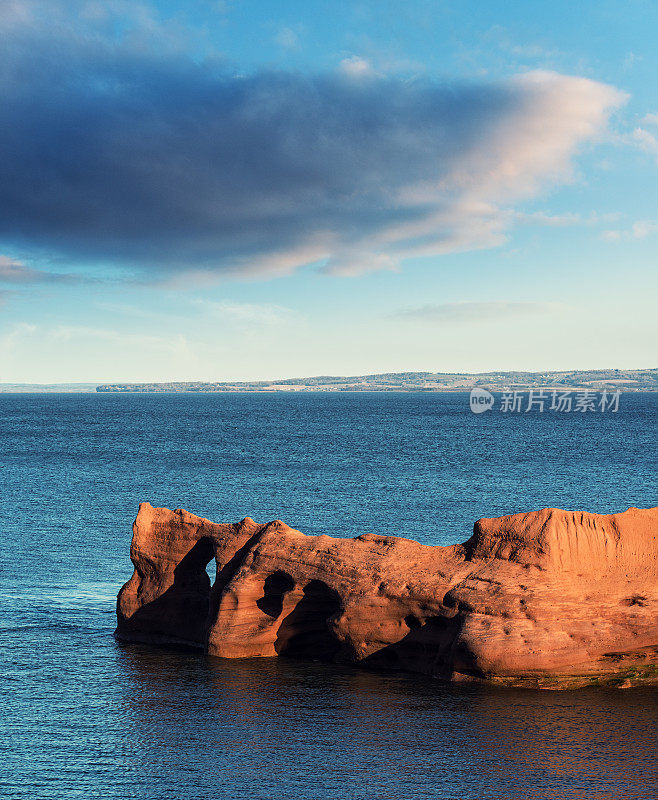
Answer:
xmin=0 ymin=391 xmax=656 ymax=800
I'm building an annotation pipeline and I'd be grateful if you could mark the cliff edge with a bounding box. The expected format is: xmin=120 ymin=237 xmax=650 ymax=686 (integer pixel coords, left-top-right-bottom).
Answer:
xmin=116 ymin=503 xmax=658 ymax=688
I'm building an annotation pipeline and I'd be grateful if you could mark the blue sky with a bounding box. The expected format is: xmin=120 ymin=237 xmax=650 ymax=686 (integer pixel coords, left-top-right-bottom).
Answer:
xmin=0 ymin=0 xmax=656 ymax=382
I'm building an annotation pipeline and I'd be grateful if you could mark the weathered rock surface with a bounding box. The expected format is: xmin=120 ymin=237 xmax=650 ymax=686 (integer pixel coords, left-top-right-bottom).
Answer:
xmin=116 ymin=503 xmax=658 ymax=687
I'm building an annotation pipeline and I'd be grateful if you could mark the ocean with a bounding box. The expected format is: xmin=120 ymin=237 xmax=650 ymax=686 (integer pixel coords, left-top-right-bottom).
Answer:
xmin=1 ymin=391 xmax=656 ymax=799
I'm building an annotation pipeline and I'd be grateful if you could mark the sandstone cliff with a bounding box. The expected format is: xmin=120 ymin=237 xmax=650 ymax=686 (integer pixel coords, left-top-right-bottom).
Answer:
xmin=116 ymin=503 xmax=658 ymax=687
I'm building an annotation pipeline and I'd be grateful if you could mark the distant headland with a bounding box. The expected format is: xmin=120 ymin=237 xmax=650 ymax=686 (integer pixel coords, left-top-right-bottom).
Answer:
xmin=1 ymin=369 xmax=655 ymax=393
xmin=97 ymin=368 xmax=657 ymax=393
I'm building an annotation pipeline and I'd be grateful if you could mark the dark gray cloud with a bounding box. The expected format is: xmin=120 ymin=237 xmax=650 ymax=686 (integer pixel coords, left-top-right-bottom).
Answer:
xmin=0 ymin=6 xmax=623 ymax=279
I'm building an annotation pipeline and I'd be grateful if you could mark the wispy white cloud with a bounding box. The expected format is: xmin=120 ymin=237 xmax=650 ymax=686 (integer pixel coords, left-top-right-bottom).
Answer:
xmin=0 ymin=322 xmax=38 ymax=357
xmin=191 ymin=298 xmax=292 ymax=323
xmin=602 ymin=220 xmax=658 ymax=242
xmin=95 ymin=296 xmax=293 ymax=325
xmin=0 ymin=320 xmax=201 ymax=381
xmin=482 ymin=25 xmax=566 ymax=65
xmin=274 ymin=26 xmax=300 ymax=50
xmin=629 ymin=126 xmax=658 ymax=156
xmin=392 ymin=300 xmax=565 ymax=324
xmin=338 ymin=56 xmax=377 ymax=77
xmin=0 ymin=255 xmax=81 ymax=284
xmin=512 ymin=210 xmax=582 ymax=227
xmin=51 ymin=324 xmax=191 ymax=353
xmin=620 ymin=110 xmax=658 ymax=159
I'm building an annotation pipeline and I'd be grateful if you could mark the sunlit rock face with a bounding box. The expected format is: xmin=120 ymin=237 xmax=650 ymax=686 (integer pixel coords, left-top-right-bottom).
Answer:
xmin=116 ymin=503 xmax=658 ymax=688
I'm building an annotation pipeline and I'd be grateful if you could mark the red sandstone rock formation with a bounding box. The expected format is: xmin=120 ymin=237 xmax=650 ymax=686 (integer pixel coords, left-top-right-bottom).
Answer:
xmin=116 ymin=503 xmax=658 ymax=687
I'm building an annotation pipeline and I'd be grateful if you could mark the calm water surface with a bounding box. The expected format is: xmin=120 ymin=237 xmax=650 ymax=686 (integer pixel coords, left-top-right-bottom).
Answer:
xmin=0 ymin=392 xmax=656 ymax=799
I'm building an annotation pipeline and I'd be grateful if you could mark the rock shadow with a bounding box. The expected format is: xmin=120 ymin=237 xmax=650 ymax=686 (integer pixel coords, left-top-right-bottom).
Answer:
xmin=116 ymin=536 xmax=216 ymax=648
xmin=269 ymin=578 xmax=343 ymax=661
xmin=363 ymin=612 xmax=483 ymax=680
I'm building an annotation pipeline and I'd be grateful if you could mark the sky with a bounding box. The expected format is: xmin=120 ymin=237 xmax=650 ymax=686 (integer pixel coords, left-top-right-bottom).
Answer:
xmin=0 ymin=0 xmax=657 ymax=382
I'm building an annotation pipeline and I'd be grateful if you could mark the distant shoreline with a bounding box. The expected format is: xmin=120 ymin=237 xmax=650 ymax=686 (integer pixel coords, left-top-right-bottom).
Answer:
xmin=1 ymin=368 xmax=656 ymax=393
xmin=95 ymin=368 xmax=657 ymax=392
xmin=0 ymin=369 xmax=658 ymax=394
xmin=0 ymin=384 xmax=98 ymax=393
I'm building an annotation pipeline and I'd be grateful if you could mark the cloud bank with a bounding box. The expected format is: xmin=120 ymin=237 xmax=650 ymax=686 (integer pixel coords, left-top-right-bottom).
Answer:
xmin=0 ymin=4 xmax=625 ymax=280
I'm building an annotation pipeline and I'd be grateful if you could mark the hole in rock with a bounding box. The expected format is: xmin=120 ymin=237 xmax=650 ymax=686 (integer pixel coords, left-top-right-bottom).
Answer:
xmin=205 ymin=558 xmax=216 ymax=585
xmin=257 ymin=570 xmax=296 ymax=618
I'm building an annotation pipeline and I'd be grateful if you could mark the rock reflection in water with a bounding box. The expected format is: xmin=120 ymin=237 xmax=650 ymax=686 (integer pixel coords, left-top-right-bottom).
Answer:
xmin=117 ymin=645 xmax=658 ymax=800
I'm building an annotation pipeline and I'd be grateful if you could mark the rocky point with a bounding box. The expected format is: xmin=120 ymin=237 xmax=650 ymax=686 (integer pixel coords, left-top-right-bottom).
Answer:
xmin=116 ymin=503 xmax=658 ymax=688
